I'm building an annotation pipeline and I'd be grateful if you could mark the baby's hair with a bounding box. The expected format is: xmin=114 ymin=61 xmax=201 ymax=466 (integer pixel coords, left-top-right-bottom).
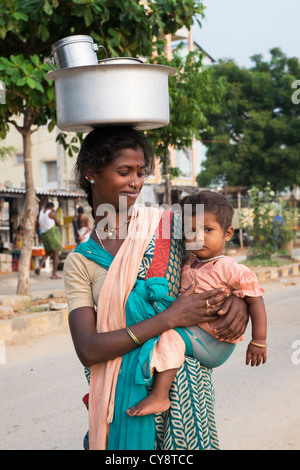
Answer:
xmin=181 ymin=190 xmax=234 ymax=233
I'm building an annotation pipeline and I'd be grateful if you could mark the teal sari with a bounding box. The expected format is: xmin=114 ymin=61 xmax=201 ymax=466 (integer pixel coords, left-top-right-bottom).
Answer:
xmin=75 ymin=211 xmax=219 ymax=450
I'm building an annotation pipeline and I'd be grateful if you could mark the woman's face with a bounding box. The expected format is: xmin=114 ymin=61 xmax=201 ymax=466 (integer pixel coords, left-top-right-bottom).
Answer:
xmin=89 ymin=146 xmax=146 ymax=214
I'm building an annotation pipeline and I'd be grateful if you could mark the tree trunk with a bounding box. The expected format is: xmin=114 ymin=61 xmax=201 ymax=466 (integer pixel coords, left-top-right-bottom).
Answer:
xmin=163 ymin=152 xmax=171 ymax=206
xmin=16 ymin=131 xmax=37 ymax=295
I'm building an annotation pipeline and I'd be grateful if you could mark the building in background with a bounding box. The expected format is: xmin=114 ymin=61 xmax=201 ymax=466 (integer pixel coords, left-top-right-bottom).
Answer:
xmin=0 ymin=119 xmax=84 ymax=249
xmin=0 ymin=118 xmax=74 ymax=191
xmin=147 ymin=27 xmax=215 ymax=193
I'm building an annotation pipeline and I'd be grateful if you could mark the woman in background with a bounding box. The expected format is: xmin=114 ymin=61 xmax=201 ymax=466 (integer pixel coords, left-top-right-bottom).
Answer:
xmin=35 ymin=201 xmax=62 ymax=279
xmin=73 ymin=206 xmax=91 ymax=245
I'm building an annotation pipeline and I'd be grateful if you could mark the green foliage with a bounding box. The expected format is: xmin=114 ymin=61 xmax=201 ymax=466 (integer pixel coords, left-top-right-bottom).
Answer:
xmin=0 ymin=143 xmax=15 ymax=160
xmin=272 ymin=200 xmax=298 ymax=247
xmin=241 ymin=182 xmax=298 ymax=258
xmin=144 ymin=47 xmax=225 ymax=204
xmin=197 ymin=49 xmax=300 ymax=191
xmin=146 ymin=49 xmax=225 ymax=158
xmin=0 ymin=0 xmax=204 ymax=59
xmin=243 ymin=255 xmax=287 ymax=268
xmin=56 ymin=131 xmax=83 ymax=158
xmin=169 ymin=166 xmax=182 ymax=180
xmin=243 ymin=182 xmax=278 ymax=258
xmin=0 ymin=53 xmax=55 ymax=136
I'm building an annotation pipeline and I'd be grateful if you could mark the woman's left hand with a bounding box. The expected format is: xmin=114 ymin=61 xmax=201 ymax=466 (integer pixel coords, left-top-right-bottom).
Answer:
xmin=211 ymin=296 xmax=249 ymax=342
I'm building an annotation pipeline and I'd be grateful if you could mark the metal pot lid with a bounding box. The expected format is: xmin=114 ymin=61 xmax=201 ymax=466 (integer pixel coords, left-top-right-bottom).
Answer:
xmin=52 ymin=35 xmax=95 ymax=52
xmin=47 ymin=62 xmax=176 ymax=80
xmin=98 ymin=57 xmax=143 ymax=65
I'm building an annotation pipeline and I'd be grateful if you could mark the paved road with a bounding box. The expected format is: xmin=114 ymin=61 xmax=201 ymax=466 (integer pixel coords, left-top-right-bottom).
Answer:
xmin=213 ymin=276 xmax=300 ymax=450
xmin=0 ymin=328 xmax=87 ymax=450
xmin=1 ymin=277 xmax=300 ymax=450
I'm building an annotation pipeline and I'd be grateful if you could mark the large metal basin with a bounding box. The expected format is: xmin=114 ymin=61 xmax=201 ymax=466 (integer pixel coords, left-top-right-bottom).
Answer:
xmin=47 ymin=60 xmax=176 ymax=132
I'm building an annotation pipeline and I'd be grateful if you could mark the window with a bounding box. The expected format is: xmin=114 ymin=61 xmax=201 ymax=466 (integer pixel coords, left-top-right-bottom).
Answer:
xmin=15 ymin=153 xmax=24 ymax=165
xmin=43 ymin=161 xmax=58 ymax=187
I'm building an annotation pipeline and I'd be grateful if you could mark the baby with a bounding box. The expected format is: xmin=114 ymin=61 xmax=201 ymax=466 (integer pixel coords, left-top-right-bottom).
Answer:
xmin=127 ymin=190 xmax=267 ymax=417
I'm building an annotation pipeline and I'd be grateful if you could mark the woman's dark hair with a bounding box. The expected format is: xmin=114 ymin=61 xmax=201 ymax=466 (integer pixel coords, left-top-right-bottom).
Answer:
xmin=76 ymin=206 xmax=84 ymax=229
xmin=75 ymin=126 xmax=154 ymax=217
xmin=181 ymin=190 xmax=234 ymax=233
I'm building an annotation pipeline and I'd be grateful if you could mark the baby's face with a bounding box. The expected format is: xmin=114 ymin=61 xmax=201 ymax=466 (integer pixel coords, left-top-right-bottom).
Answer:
xmin=184 ymin=212 xmax=232 ymax=259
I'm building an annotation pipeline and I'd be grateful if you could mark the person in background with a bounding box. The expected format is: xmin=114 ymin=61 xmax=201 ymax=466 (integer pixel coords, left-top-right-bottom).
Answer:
xmin=73 ymin=206 xmax=91 ymax=245
xmin=13 ymin=225 xmax=23 ymax=249
xmin=35 ymin=201 xmax=63 ymax=279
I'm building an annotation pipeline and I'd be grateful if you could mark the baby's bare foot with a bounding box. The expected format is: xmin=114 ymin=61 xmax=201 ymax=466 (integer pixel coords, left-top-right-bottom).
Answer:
xmin=127 ymin=395 xmax=170 ymax=417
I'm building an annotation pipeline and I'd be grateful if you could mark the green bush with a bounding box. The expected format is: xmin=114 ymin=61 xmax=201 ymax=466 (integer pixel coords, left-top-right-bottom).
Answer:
xmin=242 ymin=183 xmax=298 ymax=258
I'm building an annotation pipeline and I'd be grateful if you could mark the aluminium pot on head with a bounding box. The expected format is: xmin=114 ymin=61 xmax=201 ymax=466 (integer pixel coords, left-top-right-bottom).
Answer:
xmin=47 ymin=58 xmax=176 ymax=132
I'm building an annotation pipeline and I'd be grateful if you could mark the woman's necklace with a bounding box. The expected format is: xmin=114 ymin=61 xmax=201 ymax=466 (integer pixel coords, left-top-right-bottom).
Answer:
xmin=195 ymin=254 xmax=226 ymax=269
xmin=93 ymin=217 xmax=131 ymax=250
xmin=93 ymin=218 xmax=131 ymax=239
xmin=94 ymin=226 xmax=107 ymax=251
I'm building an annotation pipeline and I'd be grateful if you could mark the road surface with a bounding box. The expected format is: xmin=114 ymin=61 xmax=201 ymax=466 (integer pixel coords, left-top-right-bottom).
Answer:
xmin=1 ymin=277 xmax=300 ymax=450
xmin=213 ymin=276 xmax=300 ymax=450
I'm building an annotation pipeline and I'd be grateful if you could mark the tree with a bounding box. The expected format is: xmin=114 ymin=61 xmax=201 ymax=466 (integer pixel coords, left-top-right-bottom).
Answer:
xmin=197 ymin=48 xmax=300 ymax=192
xmin=147 ymin=49 xmax=225 ymax=205
xmin=0 ymin=0 xmax=204 ymax=58
xmin=0 ymin=53 xmax=56 ymax=294
xmin=0 ymin=0 xmax=205 ymax=294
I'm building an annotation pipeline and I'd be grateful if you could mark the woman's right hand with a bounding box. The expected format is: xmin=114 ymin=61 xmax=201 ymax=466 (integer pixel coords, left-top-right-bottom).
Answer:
xmin=68 ymin=284 xmax=229 ymax=366
xmin=166 ymin=283 xmax=230 ymax=329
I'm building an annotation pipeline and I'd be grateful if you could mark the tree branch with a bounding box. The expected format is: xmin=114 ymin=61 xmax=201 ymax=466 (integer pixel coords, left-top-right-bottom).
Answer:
xmin=7 ymin=118 xmax=26 ymax=135
xmin=6 ymin=89 xmax=27 ymax=101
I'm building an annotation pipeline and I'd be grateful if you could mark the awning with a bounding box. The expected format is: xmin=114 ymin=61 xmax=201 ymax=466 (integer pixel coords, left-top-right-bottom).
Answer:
xmin=0 ymin=187 xmax=84 ymax=199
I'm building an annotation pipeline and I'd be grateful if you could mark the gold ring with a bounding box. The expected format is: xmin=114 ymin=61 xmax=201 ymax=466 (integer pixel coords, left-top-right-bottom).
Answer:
xmin=206 ymin=300 xmax=212 ymax=308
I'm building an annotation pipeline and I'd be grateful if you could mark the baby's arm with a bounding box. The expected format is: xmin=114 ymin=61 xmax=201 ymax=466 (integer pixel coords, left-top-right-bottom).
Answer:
xmin=244 ymin=296 xmax=267 ymax=366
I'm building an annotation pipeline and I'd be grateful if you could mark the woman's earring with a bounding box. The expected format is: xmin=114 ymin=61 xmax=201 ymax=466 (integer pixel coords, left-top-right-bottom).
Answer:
xmin=85 ymin=176 xmax=94 ymax=184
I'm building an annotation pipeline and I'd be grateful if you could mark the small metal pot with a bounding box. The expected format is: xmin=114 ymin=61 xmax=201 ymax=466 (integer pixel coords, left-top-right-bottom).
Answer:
xmin=49 ymin=35 xmax=105 ymax=70
xmin=47 ymin=59 xmax=175 ymax=132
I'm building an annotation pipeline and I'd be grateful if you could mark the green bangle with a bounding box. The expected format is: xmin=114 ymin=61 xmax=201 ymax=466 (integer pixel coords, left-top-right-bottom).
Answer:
xmin=125 ymin=326 xmax=142 ymax=347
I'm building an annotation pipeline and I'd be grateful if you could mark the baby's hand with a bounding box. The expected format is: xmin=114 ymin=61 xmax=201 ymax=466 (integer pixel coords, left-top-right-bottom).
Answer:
xmin=246 ymin=341 xmax=267 ymax=366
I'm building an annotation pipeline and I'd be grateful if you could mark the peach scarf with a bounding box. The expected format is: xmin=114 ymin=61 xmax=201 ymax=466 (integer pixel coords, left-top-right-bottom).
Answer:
xmin=88 ymin=205 xmax=163 ymax=450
